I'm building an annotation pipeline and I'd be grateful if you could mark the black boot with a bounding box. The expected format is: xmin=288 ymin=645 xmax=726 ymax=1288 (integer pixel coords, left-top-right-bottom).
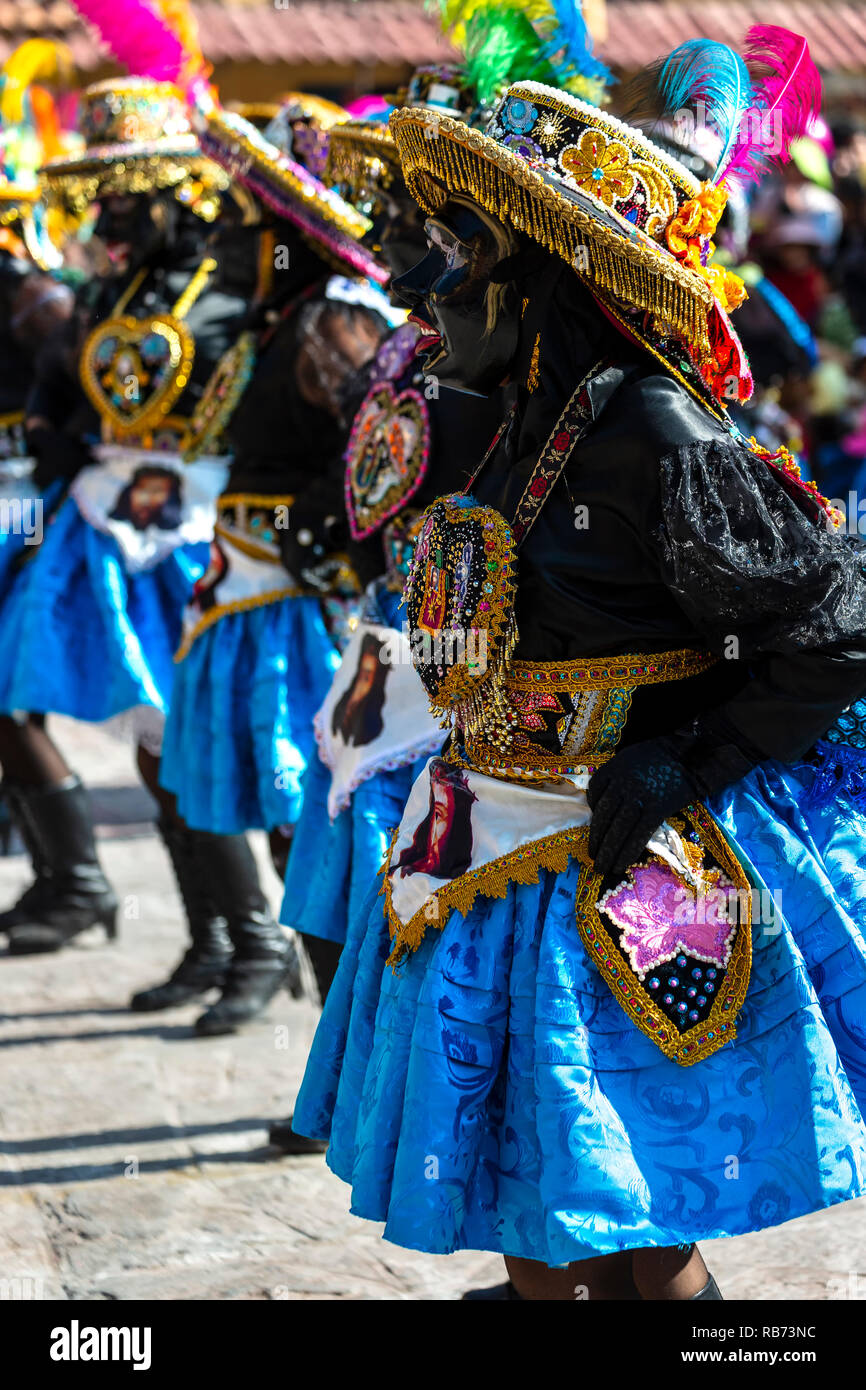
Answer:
xmin=0 ymin=781 xmax=50 ymax=932
xmin=690 ymin=1274 xmax=723 ymax=1300
xmin=461 ymin=1281 xmax=523 ymax=1301
xmin=194 ymin=833 xmax=303 ymax=1036
xmin=298 ymin=932 xmax=342 ymax=1007
xmin=3 ymin=777 xmax=118 ymax=953
xmin=0 ymin=784 xmax=15 ymax=856
xmin=130 ymin=819 xmax=233 ymax=1011
xmin=267 ymin=1118 xmax=328 ymax=1154
xmin=265 ymin=935 xmax=340 ymax=1153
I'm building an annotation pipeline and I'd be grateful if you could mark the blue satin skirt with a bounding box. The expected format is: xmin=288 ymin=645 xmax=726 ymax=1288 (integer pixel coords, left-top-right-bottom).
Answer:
xmin=159 ymin=596 xmax=340 ymax=834
xmin=281 ymin=752 xmax=428 ymax=943
xmin=0 ymin=495 xmax=205 ymax=720
xmin=293 ymin=762 xmax=866 ymax=1262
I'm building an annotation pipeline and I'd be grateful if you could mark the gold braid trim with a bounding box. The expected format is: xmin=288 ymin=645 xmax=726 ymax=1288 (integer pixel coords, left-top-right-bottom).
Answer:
xmin=174 ymin=585 xmax=303 ymax=663
xmin=391 ymin=109 xmax=713 ymax=358
xmin=384 ymin=823 xmax=591 ymax=966
xmin=506 ymin=649 xmax=718 ymax=690
xmin=383 ymin=800 xmax=753 ymax=1066
xmin=172 ymin=257 xmax=218 ymax=320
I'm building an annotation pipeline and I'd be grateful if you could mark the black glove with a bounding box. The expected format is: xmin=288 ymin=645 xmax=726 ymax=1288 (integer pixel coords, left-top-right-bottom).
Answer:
xmin=587 ymin=738 xmax=699 ymax=880
xmin=587 ymin=718 xmax=759 ymax=880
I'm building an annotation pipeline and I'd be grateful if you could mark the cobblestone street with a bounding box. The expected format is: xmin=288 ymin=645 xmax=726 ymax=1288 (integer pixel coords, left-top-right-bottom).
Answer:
xmin=1 ymin=719 xmax=865 ymax=1301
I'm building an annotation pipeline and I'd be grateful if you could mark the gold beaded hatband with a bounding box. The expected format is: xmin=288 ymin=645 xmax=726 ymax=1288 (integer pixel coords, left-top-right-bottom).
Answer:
xmin=450 ymin=648 xmax=718 ymax=782
xmin=40 ymin=78 xmax=229 ymax=222
xmin=390 ymin=81 xmax=752 ymax=396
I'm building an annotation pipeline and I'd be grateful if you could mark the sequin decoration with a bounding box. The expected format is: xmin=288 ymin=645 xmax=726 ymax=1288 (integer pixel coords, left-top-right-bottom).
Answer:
xmin=576 ymin=804 xmax=752 ymax=1065
xmin=344 ymin=382 xmax=431 ymax=540
xmin=184 ymin=332 xmax=256 ymax=461
xmin=80 ymin=313 xmax=195 ymax=441
xmin=404 ymin=495 xmax=518 ymax=729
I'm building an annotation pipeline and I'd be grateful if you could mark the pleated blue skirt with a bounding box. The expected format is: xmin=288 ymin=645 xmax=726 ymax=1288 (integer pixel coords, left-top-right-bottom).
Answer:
xmin=281 ymin=752 xmax=428 ymax=943
xmin=0 ymin=495 xmax=206 ymax=720
xmin=293 ymin=762 xmax=866 ymax=1263
xmin=159 ymin=596 xmax=340 ymax=834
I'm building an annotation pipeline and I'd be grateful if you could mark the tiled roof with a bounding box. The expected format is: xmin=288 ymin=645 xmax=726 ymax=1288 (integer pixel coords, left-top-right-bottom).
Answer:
xmin=194 ymin=1 xmax=456 ymax=67
xmin=0 ymin=1 xmax=458 ymax=70
xmin=604 ymin=3 xmax=866 ymax=74
xmin=0 ymin=0 xmax=863 ymax=73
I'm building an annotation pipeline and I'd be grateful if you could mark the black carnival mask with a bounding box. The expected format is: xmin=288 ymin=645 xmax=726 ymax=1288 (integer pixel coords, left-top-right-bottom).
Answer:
xmin=392 ymin=197 xmax=521 ymax=395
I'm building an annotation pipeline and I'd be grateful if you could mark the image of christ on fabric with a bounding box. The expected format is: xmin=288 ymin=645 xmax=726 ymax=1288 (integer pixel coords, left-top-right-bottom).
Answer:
xmin=330 ymin=631 xmax=390 ymax=747
xmin=393 ymin=757 xmax=477 ymax=881
xmin=109 ymin=465 xmax=184 ymax=532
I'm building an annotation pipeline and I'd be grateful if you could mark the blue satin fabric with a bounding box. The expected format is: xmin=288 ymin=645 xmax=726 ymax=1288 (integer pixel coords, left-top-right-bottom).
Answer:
xmin=294 ymin=762 xmax=866 ymax=1262
xmin=281 ymin=752 xmax=428 ymax=943
xmin=160 ymin=596 xmax=340 ymax=834
xmin=0 ymin=495 xmax=206 ymax=719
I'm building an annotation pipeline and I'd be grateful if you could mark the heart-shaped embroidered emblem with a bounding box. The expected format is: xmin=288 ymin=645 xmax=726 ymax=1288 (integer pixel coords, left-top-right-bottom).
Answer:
xmin=81 ymin=313 xmax=196 ymax=440
xmin=345 ymin=382 xmax=430 ymax=540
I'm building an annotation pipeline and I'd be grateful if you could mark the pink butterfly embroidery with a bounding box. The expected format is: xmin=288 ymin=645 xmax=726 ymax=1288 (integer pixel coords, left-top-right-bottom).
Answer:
xmin=599 ymin=862 xmax=738 ymax=978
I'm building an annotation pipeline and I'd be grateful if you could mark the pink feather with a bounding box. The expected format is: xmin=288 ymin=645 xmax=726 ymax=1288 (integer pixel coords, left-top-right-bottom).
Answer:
xmin=73 ymin=0 xmax=192 ymax=85
xmin=722 ymin=25 xmax=822 ymax=187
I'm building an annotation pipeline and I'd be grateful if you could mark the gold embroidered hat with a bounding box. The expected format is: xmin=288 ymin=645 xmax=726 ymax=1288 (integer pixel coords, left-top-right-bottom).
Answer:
xmin=391 ymin=82 xmax=732 ymax=383
xmin=327 ymin=65 xmax=481 ymax=215
xmin=391 ymin=26 xmax=825 ymax=407
xmin=192 ymin=90 xmax=388 ymax=285
xmin=40 ymin=77 xmax=229 ymax=221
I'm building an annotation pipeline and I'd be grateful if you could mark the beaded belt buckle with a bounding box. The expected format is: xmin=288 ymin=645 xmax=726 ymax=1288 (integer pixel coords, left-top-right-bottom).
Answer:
xmin=214 ymin=493 xmax=294 ymax=565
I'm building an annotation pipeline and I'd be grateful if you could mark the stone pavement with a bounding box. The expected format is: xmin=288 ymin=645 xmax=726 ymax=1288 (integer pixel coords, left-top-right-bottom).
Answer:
xmin=1 ymin=719 xmax=864 ymax=1301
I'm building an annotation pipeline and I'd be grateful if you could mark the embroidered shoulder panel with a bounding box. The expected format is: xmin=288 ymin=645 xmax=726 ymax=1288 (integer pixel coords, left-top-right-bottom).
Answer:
xmin=345 ymin=380 xmax=431 ymax=540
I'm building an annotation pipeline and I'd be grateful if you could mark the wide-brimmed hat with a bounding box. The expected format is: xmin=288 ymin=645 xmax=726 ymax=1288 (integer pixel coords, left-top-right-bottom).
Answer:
xmin=40 ymin=77 xmax=229 ymax=221
xmin=327 ymin=64 xmax=481 ymax=216
xmin=193 ymin=91 xmax=387 ymax=285
xmin=391 ymin=82 xmax=738 ymax=375
xmin=391 ymin=22 xmax=825 ymax=408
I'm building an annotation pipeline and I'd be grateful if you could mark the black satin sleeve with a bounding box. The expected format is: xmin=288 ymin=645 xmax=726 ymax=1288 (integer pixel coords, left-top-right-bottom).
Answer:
xmin=654 ymin=437 xmax=866 ymax=763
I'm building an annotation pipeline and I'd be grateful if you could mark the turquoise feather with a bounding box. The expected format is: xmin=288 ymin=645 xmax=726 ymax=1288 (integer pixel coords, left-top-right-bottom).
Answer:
xmin=656 ymin=39 xmax=754 ymax=180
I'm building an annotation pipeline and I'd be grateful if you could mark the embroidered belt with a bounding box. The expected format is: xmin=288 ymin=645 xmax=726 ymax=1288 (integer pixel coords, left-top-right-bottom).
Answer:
xmin=450 ymin=647 xmax=718 ymax=782
xmin=97 ymin=415 xmax=191 ymax=455
xmin=214 ymin=493 xmax=295 ymax=564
